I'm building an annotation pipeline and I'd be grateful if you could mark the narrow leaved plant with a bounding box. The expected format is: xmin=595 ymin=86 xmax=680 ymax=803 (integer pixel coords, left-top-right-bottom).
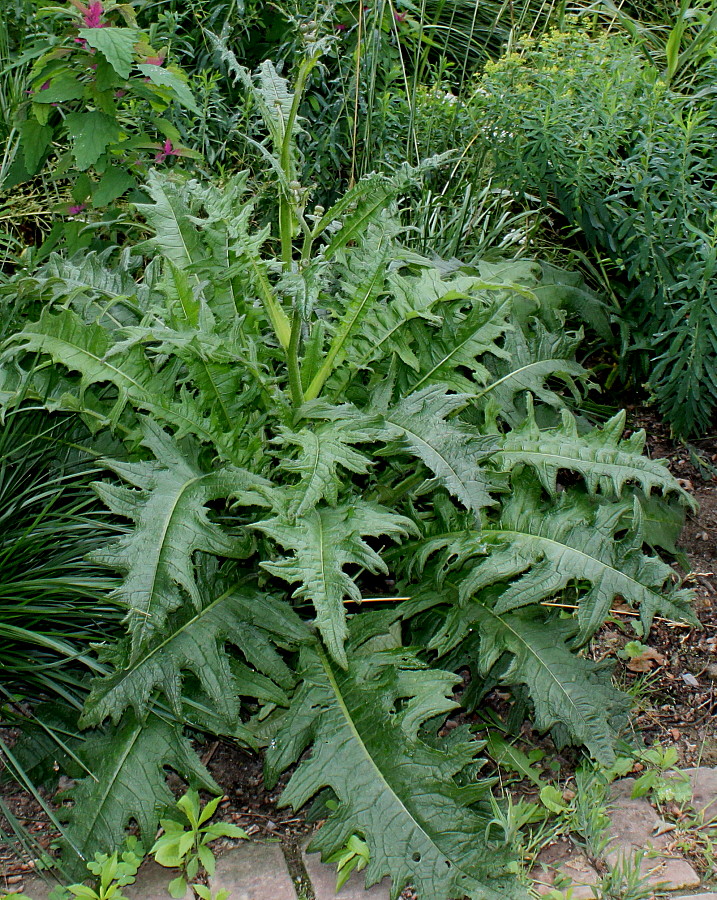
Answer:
xmin=0 ymin=43 xmax=695 ymax=900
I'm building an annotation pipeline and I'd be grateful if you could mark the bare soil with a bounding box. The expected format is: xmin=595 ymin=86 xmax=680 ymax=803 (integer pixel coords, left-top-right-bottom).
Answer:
xmin=619 ymin=404 xmax=717 ymax=766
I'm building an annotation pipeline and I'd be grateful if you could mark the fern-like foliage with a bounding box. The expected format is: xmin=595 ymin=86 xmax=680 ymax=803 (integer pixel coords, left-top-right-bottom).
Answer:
xmin=256 ymin=503 xmax=415 ymax=667
xmin=265 ymin=619 xmax=526 ymax=900
xmin=272 ymin=412 xmax=379 ymax=517
xmin=473 ymin=27 xmax=717 ymax=436
xmin=408 ymin=476 xmax=695 ymax=643
xmin=382 ymin=386 xmax=502 ymax=514
xmin=81 ymin=586 xmax=307 ymax=730
xmin=497 ymin=402 xmax=695 ymax=503
xmin=478 ymin=320 xmax=588 ymax=427
xmin=427 ymin=599 xmax=630 ymax=764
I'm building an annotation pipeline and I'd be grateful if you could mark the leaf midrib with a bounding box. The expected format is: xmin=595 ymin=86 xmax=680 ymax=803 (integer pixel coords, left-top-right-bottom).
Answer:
xmin=498 ymin=447 xmax=664 ymax=479
xmin=313 ymin=511 xmax=345 ymax=659
xmin=152 ymin=189 xmax=202 ymax=283
xmin=410 ymin=312 xmax=500 ymax=393
xmin=194 ymin=358 xmax=233 ymax=428
xmin=315 ymin=644 xmax=473 ymax=881
xmin=486 ymin=527 xmax=660 ymax=606
xmin=132 ymin=471 xmax=207 ymax=655
xmin=80 ymin=718 xmax=144 ymax=851
xmin=480 ymin=606 xmax=595 ymax=731
xmin=385 ymin=412 xmax=487 ymax=510
xmin=475 ymin=358 xmax=582 ymax=399
xmin=34 ymin=331 xmax=148 ymax=396
xmin=114 ymin=588 xmax=234 ymax=679
xmin=306 ymin=238 xmax=388 ymax=399
xmin=293 ymin=433 xmax=324 ymax=516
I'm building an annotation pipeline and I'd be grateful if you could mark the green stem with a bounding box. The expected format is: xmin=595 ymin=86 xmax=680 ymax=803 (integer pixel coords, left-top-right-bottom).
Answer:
xmin=278 ymin=51 xmax=320 ymax=271
xmin=246 ymin=255 xmax=291 ymax=350
xmin=287 ymin=310 xmax=305 ymax=408
xmin=300 ymin=228 xmax=314 ymax=266
xmin=279 ymin=198 xmax=294 ymax=269
xmin=372 ymin=471 xmax=426 ymax=506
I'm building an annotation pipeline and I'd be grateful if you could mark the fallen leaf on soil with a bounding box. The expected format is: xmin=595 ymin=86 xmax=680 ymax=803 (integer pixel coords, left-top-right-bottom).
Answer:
xmin=627 ymin=647 xmax=667 ymax=672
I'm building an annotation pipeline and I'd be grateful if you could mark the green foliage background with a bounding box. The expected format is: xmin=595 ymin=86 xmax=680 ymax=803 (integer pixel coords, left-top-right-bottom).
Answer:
xmin=0 ymin=1 xmax=712 ymax=897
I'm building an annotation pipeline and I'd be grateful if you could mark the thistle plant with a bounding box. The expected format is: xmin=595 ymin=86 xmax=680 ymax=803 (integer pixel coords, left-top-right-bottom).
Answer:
xmin=0 ymin=37 xmax=695 ymax=900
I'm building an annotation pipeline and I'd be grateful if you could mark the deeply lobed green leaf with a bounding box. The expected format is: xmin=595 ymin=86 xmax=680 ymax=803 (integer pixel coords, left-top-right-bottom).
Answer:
xmin=256 ymin=503 xmax=415 ymax=667
xmin=59 ymin=712 xmax=217 ymax=876
xmin=266 ymin=621 xmax=526 ymax=900
xmin=91 ymin=421 xmax=273 ymax=658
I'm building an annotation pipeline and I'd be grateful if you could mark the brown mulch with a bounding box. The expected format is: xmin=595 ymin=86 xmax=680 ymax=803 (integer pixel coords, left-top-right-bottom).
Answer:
xmin=2 ymin=403 xmax=717 ymax=893
xmin=618 ymin=404 xmax=717 ymax=766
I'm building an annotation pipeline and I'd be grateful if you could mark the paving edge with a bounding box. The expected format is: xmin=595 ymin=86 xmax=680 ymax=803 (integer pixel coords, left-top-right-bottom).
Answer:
xmin=669 ymin=894 xmax=717 ymax=899
xmin=282 ymin=839 xmax=315 ymax=899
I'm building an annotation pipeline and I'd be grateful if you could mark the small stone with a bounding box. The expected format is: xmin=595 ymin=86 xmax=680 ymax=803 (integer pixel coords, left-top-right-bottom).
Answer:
xmin=606 ymin=779 xmax=671 ymax=852
xmin=646 ymin=856 xmax=701 ymax=890
xmin=603 ymin=778 xmax=701 ymax=890
xmin=210 ymin=841 xmax=296 ymax=900
xmin=124 ymin=860 xmax=192 ymax=898
xmin=531 ymin=840 xmax=600 ymax=900
xmin=685 ymin=767 xmax=717 ymax=823
xmin=303 ymin=848 xmax=390 ymax=899
xmin=671 ymin=894 xmax=717 ymax=899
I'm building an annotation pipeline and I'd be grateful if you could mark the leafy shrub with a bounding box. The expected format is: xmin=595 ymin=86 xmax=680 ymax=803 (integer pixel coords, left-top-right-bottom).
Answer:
xmin=471 ymin=24 xmax=717 ymax=436
xmin=5 ymin=1 xmax=200 ymax=216
xmin=0 ymin=51 xmax=695 ymax=898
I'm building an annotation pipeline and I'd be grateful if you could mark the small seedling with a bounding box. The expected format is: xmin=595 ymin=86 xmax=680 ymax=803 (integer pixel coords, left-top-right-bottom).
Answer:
xmin=630 ymin=745 xmax=691 ymax=804
xmin=325 ymin=834 xmax=370 ymax=891
xmin=597 ymin=848 xmax=659 ymax=900
xmin=47 ymin=837 xmax=145 ymax=900
xmin=151 ymin=790 xmax=247 ymax=899
xmin=322 ymin=799 xmax=370 ymax=891
xmin=619 ymin=640 xmax=665 ymax=672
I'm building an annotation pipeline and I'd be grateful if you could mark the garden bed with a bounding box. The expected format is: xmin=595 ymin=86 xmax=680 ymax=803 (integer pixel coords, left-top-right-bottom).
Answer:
xmin=2 ymin=404 xmax=716 ymax=897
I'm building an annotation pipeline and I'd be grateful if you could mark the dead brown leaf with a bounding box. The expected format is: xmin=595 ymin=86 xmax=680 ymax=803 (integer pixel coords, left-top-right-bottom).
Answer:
xmin=626 ymin=647 xmax=667 ymax=672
